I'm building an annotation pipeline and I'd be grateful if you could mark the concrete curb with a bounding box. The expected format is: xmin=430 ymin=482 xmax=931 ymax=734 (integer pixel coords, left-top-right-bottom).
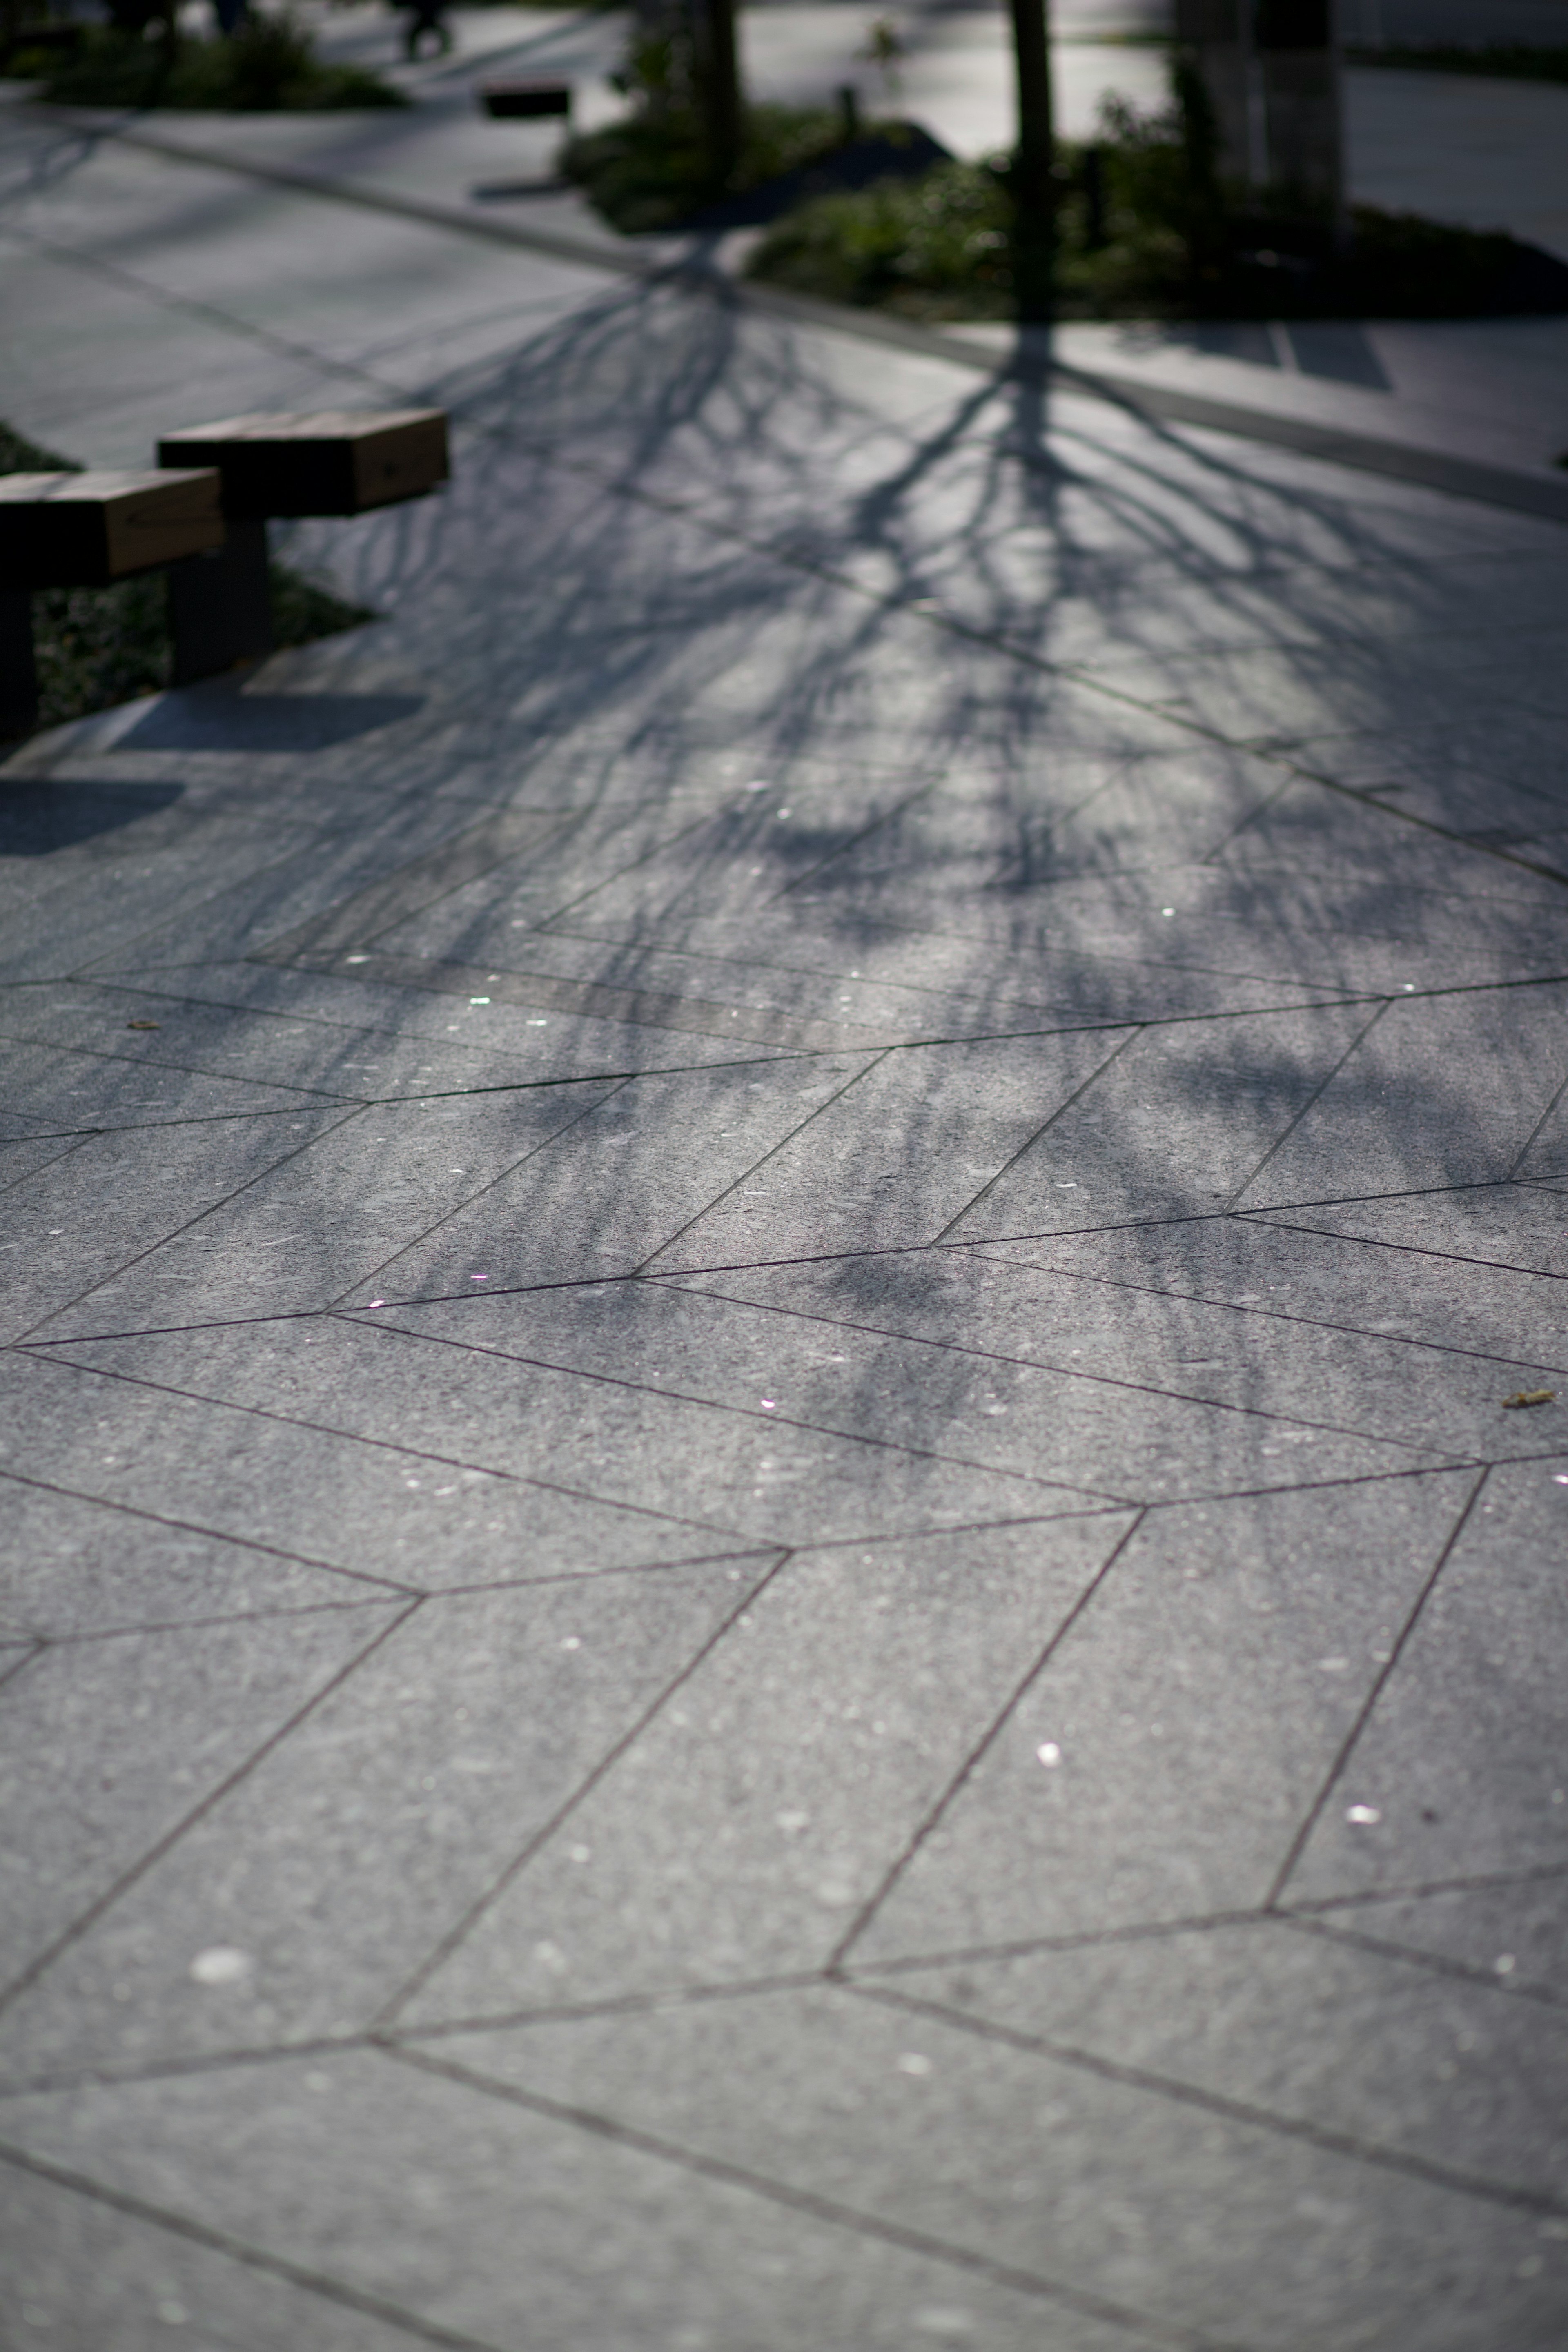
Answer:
xmin=23 ymin=102 xmax=1568 ymax=530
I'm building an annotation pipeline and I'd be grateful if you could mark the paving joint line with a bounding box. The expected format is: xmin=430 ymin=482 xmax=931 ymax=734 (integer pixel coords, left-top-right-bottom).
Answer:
xmin=13 ymin=1343 xmax=760 ymax=1544
xmin=373 ymin=1550 xmax=793 ymax=2029
xmin=1277 ymin=1911 xmax=1568 ymax=2012
xmin=854 ymin=1980 xmax=1568 ymax=2220
xmin=826 ymin=1510 xmax=1147 ymax=1972
xmin=1264 ymin=1467 xmax=1492 ymax=1911
xmin=0 ymin=1463 xmax=416 ymax=1594
xmin=0 ymin=2140 xmax=509 ymax=2352
xmin=631 ymin=1273 xmax=1461 ymax=1461
xmin=384 ymin=2042 xmax=1243 ymax=2352
xmin=958 ymin=1252 xmax=1568 ymax=1376
xmin=0 ymin=1601 xmax=421 ymax=2019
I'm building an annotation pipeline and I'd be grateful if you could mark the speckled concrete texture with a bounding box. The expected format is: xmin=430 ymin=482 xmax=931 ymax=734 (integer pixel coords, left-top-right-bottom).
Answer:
xmin=2 ymin=79 xmax=1566 ymax=2352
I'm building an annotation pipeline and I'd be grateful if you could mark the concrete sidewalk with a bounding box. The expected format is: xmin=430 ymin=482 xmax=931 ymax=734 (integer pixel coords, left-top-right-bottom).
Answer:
xmin=2 ymin=87 xmax=1568 ymax=2352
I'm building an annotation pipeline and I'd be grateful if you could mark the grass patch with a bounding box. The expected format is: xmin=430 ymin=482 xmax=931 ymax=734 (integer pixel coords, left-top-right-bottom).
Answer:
xmin=746 ymin=67 xmax=1568 ymax=322
xmin=1348 ymin=44 xmax=1568 ymax=86
xmin=2 ymin=421 xmax=376 ymax=739
xmin=561 ymin=100 xmax=855 ymax=234
xmin=33 ymin=14 xmax=405 ymax=111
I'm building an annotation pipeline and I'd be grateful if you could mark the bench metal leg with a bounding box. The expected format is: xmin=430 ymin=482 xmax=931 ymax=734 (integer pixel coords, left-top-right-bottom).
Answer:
xmin=167 ymin=518 xmax=273 ymax=686
xmin=0 ymin=590 xmax=38 ymax=742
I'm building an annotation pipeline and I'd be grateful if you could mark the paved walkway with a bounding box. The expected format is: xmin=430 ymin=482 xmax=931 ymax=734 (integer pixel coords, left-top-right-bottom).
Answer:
xmin=2 ymin=75 xmax=1568 ymax=2352
xmin=29 ymin=9 xmax=1568 ymax=489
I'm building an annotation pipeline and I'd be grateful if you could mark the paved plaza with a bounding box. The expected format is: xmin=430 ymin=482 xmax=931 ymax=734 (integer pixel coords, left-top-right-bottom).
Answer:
xmin=2 ymin=49 xmax=1568 ymax=2351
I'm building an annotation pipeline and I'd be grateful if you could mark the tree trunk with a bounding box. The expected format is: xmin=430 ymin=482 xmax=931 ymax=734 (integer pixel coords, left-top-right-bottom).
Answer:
xmin=695 ymin=0 xmax=742 ymax=184
xmin=1009 ymin=0 xmax=1054 ymax=323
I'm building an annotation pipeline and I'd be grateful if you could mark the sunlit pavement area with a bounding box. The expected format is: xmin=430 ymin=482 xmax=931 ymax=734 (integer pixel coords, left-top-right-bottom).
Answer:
xmin=3 ymin=46 xmax=1568 ymax=2349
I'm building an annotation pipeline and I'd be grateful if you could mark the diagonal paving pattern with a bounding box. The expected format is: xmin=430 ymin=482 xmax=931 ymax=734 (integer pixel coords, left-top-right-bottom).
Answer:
xmin=2 ymin=97 xmax=1567 ymax=2352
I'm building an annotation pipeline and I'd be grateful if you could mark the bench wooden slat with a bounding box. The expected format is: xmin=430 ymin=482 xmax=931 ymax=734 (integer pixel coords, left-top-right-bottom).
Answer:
xmin=157 ymin=410 xmax=449 ymax=518
xmin=0 ymin=470 xmax=224 ymax=588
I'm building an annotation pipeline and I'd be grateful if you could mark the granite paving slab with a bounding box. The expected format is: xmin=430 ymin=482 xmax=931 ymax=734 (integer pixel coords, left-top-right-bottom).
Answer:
xmin=646 ymin=1031 xmax=1134 ymax=1267
xmin=0 ymin=1564 xmax=770 ymax=2088
xmin=1280 ymin=1456 xmax=1568 ymax=1911
xmin=0 ymin=2051 xmax=1145 ymax=2352
xmin=397 ymin=1516 xmax=1134 ymax=2029
xmin=30 ymin=1080 xmax=625 ymax=1338
xmin=1067 ymin=640 xmax=1568 ymax=755
xmin=0 ymin=1602 xmax=406 ymax=2010
xmin=965 ymin=1216 xmax=1568 ymax=1388
xmin=865 ymin=1915 xmax=1568 ymax=2206
xmin=791 ymin=850 xmax=1568 ymax=994
xmin=542 ymin=907 xmax=1359 ymax=1025
xmin=61 ymin=958 xmax=806 ymax=1080
xmin=0 ymin=977 xmax=676 ymax=1102
xmin=0 ymin=1107 xmax=355 ymax=1344
xmin=1251 ymin=1181 xmax=1568 ymax=1280
xmin=940 ymin=1001 xmax=1380 ymax=1238
xmin=358 ymin=1279 xmax=1425 ymax=1505
xmin=363 ymin=782 xmax=951 ymax=960
xmin=0 ymin=1350 xmax=752 ymax=1589
xmin=394 ymin=1989 xmax=1568 ymax=2351
xmin=662 ymin=1245 xmax=1553 ymax=1462
xmin=1236 ymin=987 xmax=1568 ymax=1209
xmin=0 ymin=1474 xmax=395 ymax=1641
xmin=1293 ymin=1878 xmax=1568 ymax=2008
xmin=0 ymin=1034 xmax=345 ymax=1134
xmin=691 ymin=747 xmax=1284 ymax=894
xmin=40 ymin=1312 xmax=1100 ymax=1546
xmin=1285 ymin=715 xmax=1568 ymax=853
xmin=849 ymin=1472 xmax=1479 ymax=1964
xmin=0 ymin=805 xmax=325 ymax=988
xmin=1215 ymin=775 xmax=1568 ymax=905
xmin=0 ymin=2158 xmax=425 ymax=2352
xmin=331 ymin=1055 xmax=881 ymax=1302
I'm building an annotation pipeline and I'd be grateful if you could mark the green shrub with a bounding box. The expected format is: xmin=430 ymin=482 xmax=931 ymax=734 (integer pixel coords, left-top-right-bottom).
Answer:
xmin=562 ymin=100 xmax=851 ymax=234
xmin=747 ymin=59 xmax=1568 ymax=323
xmin=747 ymin=160 xmax=1015 ymax=316
xmin=2 ymin=421 xmax=376 ymax=741
xmin=40 ymin=16 xmax=405 ymax=111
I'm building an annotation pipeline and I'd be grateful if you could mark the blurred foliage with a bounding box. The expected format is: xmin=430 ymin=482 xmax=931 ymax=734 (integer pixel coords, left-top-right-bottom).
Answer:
xmin=746 ymin=159 xmax=1016 ymax=318
xmin=35 ymin=13 xmax=405 ymax=109
xmin=2 ymin=421 xmax=375 ymax=740
xmin=748 ymin=55 xmax=1568 ymax=322
xmin=562 ymin=95 xmax=854 ymax=234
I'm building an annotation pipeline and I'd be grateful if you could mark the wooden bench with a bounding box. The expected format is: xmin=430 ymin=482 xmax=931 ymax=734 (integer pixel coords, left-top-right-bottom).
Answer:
xmin=478 ymin=80 xmax=571 ymax=118
xmin=0 ymin=468 xmax=223 ymax=739
xmin=1 ymin=412 xmax=449 ymax=738
xmin=154 ymin=409 xmax=450 ymax=684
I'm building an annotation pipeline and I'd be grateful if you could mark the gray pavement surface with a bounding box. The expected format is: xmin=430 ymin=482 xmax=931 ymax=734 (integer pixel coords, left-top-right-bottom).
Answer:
xmin=2 ymin=62 xmax=1568 ymax=2352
